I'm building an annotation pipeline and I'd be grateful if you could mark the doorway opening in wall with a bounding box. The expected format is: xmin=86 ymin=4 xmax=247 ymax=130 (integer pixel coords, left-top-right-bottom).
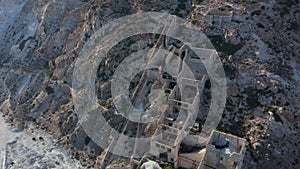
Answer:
xmin=159 ymin=152 xmax=168 ymax=161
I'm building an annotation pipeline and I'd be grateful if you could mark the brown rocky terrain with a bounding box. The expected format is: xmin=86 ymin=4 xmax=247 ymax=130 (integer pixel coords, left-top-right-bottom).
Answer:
xmin=192 ymin=0 xmax=300 ymax=168
xmin=0 ymin=0 xmax=299 ymax=168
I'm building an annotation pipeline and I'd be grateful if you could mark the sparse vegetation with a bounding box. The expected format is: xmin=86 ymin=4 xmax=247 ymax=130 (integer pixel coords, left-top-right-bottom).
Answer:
xmin=261 ymin=106 xmax=283 ymax=123
xmin=19 ymin=39 xmax=27 ymax=50
xmin=59 ymin=104 xmax=65 ymax=111
xmin=45 ymin=86 xmax=54 ymax=94
xmin=261 ymin=106 xmax=277 ymax=113
xmin=278 ymin=0 xmax=299 ymax=8
xmin=247 ymin=113 xmax=254 ymax=120
xmin=191 ymin=19 xmax=198 ymax=25
xmin=257 ymin=23 xmax=265 ymax=28
xmin=99 ymin=2 xmax=106 ymax=7
xmin=192 ymin=0 xmax=202 ymax=5
xmin=98 ymin=99 xmax=112 ymax=109
xmin=251 ymin=10 xmax=261 ymax=16
xmin=47 ymin=70 xmax=54 ymax=77
xmin=177 ymin=3 xmax=186 ymax=10
xmin=290 ymin=21 xmax=299 ymax=30
xmin=208 ymin=35 xmax=242 ymax=55
xmin=243 ymin=122 xmax=251 ymax=130
xmin=189 ymin=129 xmax=200 ymax=135
xmin=273 ymin=112 xmax=283 ymax=123
xmin=223 ymin=64 xmax=237 ymax=79
xmin=3 ymin=0 xmax=300 ymax=168
xmin=163 ymin=163 xmax=173 ymax=169
xmin=246 ymin=96 xmax=259 ymax=108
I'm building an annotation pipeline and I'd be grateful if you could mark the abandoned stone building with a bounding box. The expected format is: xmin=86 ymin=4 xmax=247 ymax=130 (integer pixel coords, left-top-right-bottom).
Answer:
xmin=204 ymin=7 xmax=233 ymax=25
xmin=199 ymin=130 xmax=246 ymax=169
xmin=128 ymin=39 xmax=246 ymax=169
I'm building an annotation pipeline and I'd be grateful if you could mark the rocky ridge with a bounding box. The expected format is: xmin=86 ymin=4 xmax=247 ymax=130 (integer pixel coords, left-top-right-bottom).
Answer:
xmin=0 ymin=0 xmax=299 ymax=168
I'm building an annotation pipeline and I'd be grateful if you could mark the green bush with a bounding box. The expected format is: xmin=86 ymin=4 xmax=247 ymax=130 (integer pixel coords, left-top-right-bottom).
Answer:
xmin=99 ymin=2 xmax=106 ymax=7
xmin=45 ymin=86 xmax=54 ymax=94
xmin=251 ymin=10 xmax=261 ymax=16
xmin=208 ymin=35 xmax=242 ymax=55
xmin=19 ymin=39 xmax=27 ymax=50
xmin=247 ymin=113 xmax=254 ymax=120
xmin=59 ymin=104 xmax=65 ymax=111
xmin=273 ymin=112 xmax=283 ymax=123
xmin=290 ymin=21 xmax=299 ymax=30
xmin=192 ymin=0 xmax=202 ymax=5
xmin=177 ymin=3 xmax=186 ymax=10
xmin=47 ymin=70 xmax=54 ymax=77
xmin=189 ymin=130 xmax=199 ymax=135
xmin=163 ymin=163 xmax=173 ymax=169
xmin=257 ymin=23 xmax=265 ymax=28
xmin=98 ymin=99 xmax=112 ymax=109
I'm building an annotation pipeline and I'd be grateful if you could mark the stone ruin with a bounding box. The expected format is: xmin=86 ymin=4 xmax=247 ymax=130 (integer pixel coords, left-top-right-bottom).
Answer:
xmin=199 ymin=130 xmax=246 ymax=169
xmin=127 ymin=37 xmax=246 ymax=169
xmin=204 ymin=6 xmax=233 ymax=25
xmin=86 ymin=18 xmax=246 ymax=167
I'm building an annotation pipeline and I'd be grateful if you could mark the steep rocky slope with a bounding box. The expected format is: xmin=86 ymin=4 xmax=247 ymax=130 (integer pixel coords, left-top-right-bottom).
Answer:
xmin=0 ymin=0 xmax=299 ymax=168
xmin=0 ymin=0 xmax=190 ymax=167
xmin=201 ymin=1 xmax=300 ymax=168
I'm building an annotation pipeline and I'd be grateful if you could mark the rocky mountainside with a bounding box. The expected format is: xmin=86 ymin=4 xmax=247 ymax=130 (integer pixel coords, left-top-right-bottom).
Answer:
xmin=0 ymin=0 xmax=299 ymax=168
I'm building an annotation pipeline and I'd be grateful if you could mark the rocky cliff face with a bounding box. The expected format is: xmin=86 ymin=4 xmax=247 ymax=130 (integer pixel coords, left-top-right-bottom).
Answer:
xmin=0 ymin=0 xmax=189 ymax=167
xmin=0 ymin=0 xmax=299 ymax=168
